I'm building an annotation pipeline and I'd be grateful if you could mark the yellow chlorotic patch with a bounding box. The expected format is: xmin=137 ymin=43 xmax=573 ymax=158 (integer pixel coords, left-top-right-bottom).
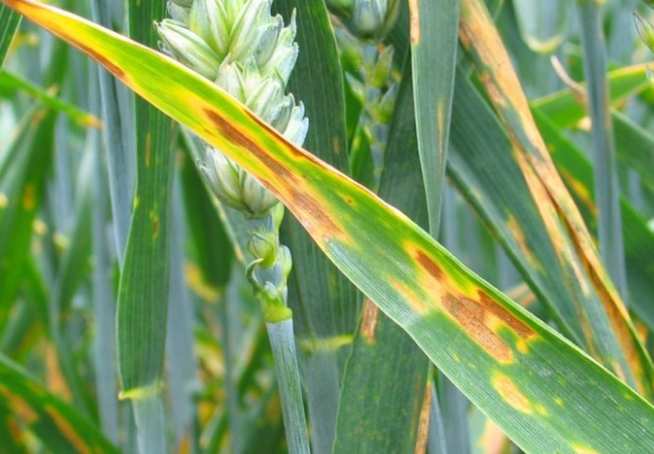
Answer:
xmin=53 ymin=232 xmax=69 ymax=251
xmin=559 ymin=170 xmax=597 ymax=218
xmin=389 ymin=277 xmax=430 ymax=316
xmin=33 ymin=219 xmax=48 ymax=236
xmin=300 ymin=335 xmax=353 ymax=352
xmin=82 ymin=114 xmax=102 ymax=129
xmin=119 ymin=381 xmax=162 ymax=401
xmin=22 ymin=184 xmax=36 ymax=211
xmin=184 ymin=262 xmax=221 ymax=303
xmin=572 ymin=445 xmax=599 ymax=454
xmin=535 ymin=403 xmax=548 ymax=416
xmin=144 ymin=133 xmax=152 ymax=167
xmin=492 ymin=373 xmax=532 ymax=414
xmin=554 ymin=397 xmax=564 ymax=407
xmin=436 ymin=100 xmax=447 ymax=151
xmin=0 ymin=193 xmax=8 ymax=208
xmin=506 ymin=215 xmax=540 ymax=270
xmin=149 ymin=209 xmax=160 ymax=240
xmin=515 ymin=338 xmax=529 ymax=354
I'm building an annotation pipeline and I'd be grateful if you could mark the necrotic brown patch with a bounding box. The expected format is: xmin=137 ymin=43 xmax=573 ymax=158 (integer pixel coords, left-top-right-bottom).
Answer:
xmin=477 ymin=291 xmax=534 ymax=338
xmin=442 ymin=290 xmax=535 ymax=363
xmin=244 ymin=110 xmax=321 ymax=164
xmin=204 ymin=109 xmax=295 ymax=181
xmin=443 ymin=293 xmax=514 ymax=363
xmin=75 ymin=42 xmax=126 ymax=79
xmin=204 ymin=109 xmax=342 ymax=238
xmin=415 ymin=250 xmax=444 ymax=281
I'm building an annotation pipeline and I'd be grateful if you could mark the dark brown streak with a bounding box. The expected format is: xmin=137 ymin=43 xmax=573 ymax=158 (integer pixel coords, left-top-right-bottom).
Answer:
xmin=204 ymin=108 xmax=342 ymax=237
xmin=443 ymin=293 xmax=513 ymax=362
xmin=76 ymin=42 xmax=126 ymax=79
xmin=477 ymin=291 xmax=534 ymax=338
xmin=205 ymin=109 xmax=295 ymax=180
xmin=415 ymin=250 xmax=444 ymax=280
xmin=244 ymin=110 xmax=321 ymax=163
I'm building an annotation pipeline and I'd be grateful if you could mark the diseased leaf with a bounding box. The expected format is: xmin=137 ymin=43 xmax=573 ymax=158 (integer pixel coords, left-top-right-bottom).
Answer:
xmin=409 ymin=0 xmax=458 ymax=235
xmin=7 ymin=1 xmax=654 ymax=451
xmin=459 ymin=0 xmax=653 ymax=397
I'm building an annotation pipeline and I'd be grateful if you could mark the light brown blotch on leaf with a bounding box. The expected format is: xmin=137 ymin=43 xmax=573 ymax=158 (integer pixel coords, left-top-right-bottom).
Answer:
xmin=408 ymin=0 xmax=420 ymax=44
xmin=492 ymin=373 xmax=532 ymax=414
xmin=360 ymin=298 xmax=380 ymax=344
xmin=414 ymin=383 xmax=432 ymax=454
xmin=204 ymin=109 xmax=342 ymax=240
xmin=442 ymin=290 xmax=534 ymax=363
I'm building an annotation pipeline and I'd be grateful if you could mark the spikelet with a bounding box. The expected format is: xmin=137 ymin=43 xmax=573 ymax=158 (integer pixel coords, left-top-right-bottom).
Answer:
xmin=157 ymin=0 xmax=308 ymax=218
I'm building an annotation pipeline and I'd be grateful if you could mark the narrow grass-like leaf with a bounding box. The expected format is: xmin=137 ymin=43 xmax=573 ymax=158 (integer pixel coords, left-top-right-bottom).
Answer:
xmin=532 ymin=63 xmax=653 ymax=129
xmin=0 ymin=4 xmax=21 ymax=64
xmin=0 ymin=354 xmax=118 ymax=453
xmin=90 ymin=121 xmax=119 ymax=441
xmin=89 ymin=0 xmax=132 ymax=263
xmin=512 ymin=0 xmax=570 ymax=53
xmin=8 ymin=1 xmax=654 ymax=450
xmin=611 ymin=111 xmax=654 ymax=192
xmin=577 ymin=0 xmax=628 ymax=299
xmin=459 ymin=0 xmax=654 ymax=396
xmin=48 ymin=149 xmax=96 ymax=414
xmin=409 ymin=0 xmax=458 ymax=236
xmin=117 ymin=1 xmax=174 ymax=452
xmin=0 ymin=70 xmax=100 ymax=127
xmin=408 ymin=4 xmax=459 ymax=447
xmin=534 ymin=110 xmax=654 ymax=335
xmin=0 ymin=107 xmax=55 ymax=309
xmin=271 ymin=2 xmax=358 ymax=451
xmin=335 ymin=69 xmax=431 ymax=454
xmin=165 ymin=186 xmax=198 ymax=451
xmin=449 ymin=71 xmax=632 ymax=371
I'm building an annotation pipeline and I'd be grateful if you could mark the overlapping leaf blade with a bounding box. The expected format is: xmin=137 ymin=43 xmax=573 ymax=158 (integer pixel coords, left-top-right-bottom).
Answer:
xmin=0 ymin=4 xmax=21 ymax=64
xmin=459 ymin=0 xmax=653 ymax=396
xmin=335 ymin=67 xmax=431 ymax=454
xmin=0 ymin=354 xmax=118 ymax=453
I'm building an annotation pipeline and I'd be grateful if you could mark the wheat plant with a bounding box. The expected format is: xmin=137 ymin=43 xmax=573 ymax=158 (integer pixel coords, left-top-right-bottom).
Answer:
xmin=1 ymin=0 xmax=654 ymax=453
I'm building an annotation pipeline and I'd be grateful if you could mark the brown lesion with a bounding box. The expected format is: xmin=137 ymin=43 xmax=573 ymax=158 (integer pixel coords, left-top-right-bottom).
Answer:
xmin=244 ymin=110 xmax=322 ymax=165
xmin=204 ymin=109 xmax=344 ymax=239
xmin=204 ymin=109 xmax=295 ymax=182
xmin=414 ymin=383 xmax=432 ymax=454
xmin=442 ymin=290 xmax=534 ymax=363
xmin=360 ymin=298 xmax=380 ymax=344
xmin=74 ymin=41 xmax=127 ymax=80
xmin=408 ymin=0 xmax=421 ymax=45
xmin=506 ymin=215 xmax=540 ymax=270
xmin=415 ymin=250 xmax=444 ymax=281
